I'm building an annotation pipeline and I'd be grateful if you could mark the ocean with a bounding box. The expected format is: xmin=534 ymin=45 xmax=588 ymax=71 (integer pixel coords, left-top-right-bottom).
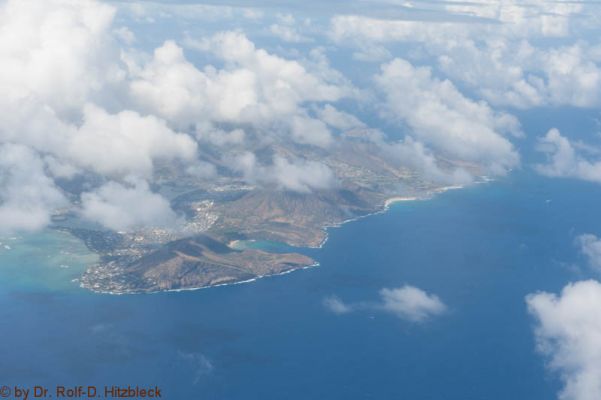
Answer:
xmin=1 ymin=169 xmax=599 ymax=399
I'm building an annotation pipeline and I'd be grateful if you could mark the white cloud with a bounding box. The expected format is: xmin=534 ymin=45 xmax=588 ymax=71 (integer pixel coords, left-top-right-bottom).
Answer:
xmin=290 ymin=115 xmax=333 ymax=147
xmin=434 ymin=36 xmax=601 ymax=109
xmin=378 ymin=286 xmax=447 ymax=322
xmin=436 ymin=39 xmax=545 ymax=109
xmin=80 ymin=179 xmax=178 ymax=232
xmin=195 ymin=125 xmax=246 ymax=147
xmin=0 ymin=0 xmax=351 ymax=231
xmin=113 ymin=26 xmax=135 ymax=45
xmin=375 ymin=58 xmax=520 ymax=175
xmin=270 ymin=156 xmax=336 ymax=193
xmin=0 ymin=0 xmax=124 ymax=115
xmin=330 ymin=16 xmax=468 ymax=48
xmin=536 ymin=129 xmax=601 ymax=184
xmin=324 ymin=285 xmax=446 ymax=322
xmin=317 ymin=104 xmax=365 ymax=131
xmin=346 ymin=129 xmax=474 ymax=185
xmin=43 ymin=155 xmax=80 ymax=179
xmin=576 ymin=234 xmax=601 ymax=273
xmin=116 ymin=2 xmax=258 ymax=23
xmin=139 ymin=32 xmax=346 ymax=123
xmin=442 ymin=1 xmax=585 ymax=38
xmin=0 ymin=144 xmax=66 ymax=233
xmin=330 ymin=1 xmax=588 ymax=48
xmin=68 ymin=104 xmax=197 ymax=178
xmin=440 ymin=42 xmax=601 ymax=109
xmin=232 ymin=152 xmax=337 ymax=193
xmin=269 ymin=24 xmax=308 ymax=43
xmin=535 ymin=45 xmax=601 ymax=107
xmin=196 ymin=30 xmax=348 ymax=100
xmin=1 ymin=100 xmax=198 ymax=180
xmin=527 ymin=280 xmax=601 ymax=400
xmin=0 ymin=0 xmax=205 ymax=236
xmin=128 ymin=40 xmax=214 ymax=127
xmin=330 ymin=9 xmax=601 ymax=109
xmin=6 ymin=0 xmax=589 ymax=237
xmin=323 ymin=296 xmax=353 ymax=315
xmin=269 ymin=14 xmax=311 ymax=43
xmin=130 ymin=32 xmax=350 ymax=147
xmin=384 ymin=137 xmax=473 ymax=185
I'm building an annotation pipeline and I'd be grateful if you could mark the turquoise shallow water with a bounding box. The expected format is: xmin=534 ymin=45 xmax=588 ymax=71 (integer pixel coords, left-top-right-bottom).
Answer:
xmin=1 ymin=170 xmax=599 ymax=399
xmin=0 ymin=231 xmax=97 ymax=292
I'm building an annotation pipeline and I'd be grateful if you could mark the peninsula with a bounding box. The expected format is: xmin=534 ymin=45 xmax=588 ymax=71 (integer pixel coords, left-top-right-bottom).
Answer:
xmin=53 ymin=130 xmax=476 ymax=294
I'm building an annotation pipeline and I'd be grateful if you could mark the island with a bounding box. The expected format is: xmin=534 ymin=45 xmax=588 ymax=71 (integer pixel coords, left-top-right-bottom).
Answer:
xmin=52 ymin=129 xmax=477 ymax=294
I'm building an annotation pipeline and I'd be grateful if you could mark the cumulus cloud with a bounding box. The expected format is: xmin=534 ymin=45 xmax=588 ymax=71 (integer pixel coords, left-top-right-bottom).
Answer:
xmin=324 ymin=285 xmax=447 ymax=322
xmin=438 ymin=41 xmax=601 ymax=109
xmin=378 ymin=286 xmax=447 ymax=322
xmin=0 ymin=0 xmax=558 ymax=236
xmin=384 ymin=137 xmax=473 ymax=185
xmin=330 ymin=5 xmax=601 ymax=109
xmin=527 ymin=280 xmax=601 ymax=400
xmin=269 ymin=156 xmax=336 ymax=193
xmin=128 ymin=40 xmax=214 ymax=126
xmin=196 ymin=125 xmax=246 ymax=147
xmin=374 ymin=58 xmax=520 ymax=175
xmin=194 ymin=30 xmax=350 ymax=108
xmin=1 ymin=101 xmax=198 ymax=181
xmin=536 ymin=129 xmax=601 ymax=184
xmin=576 ymin=234 xmax=601 ymax=273
xmin=290 ymin=114 xmax=333 ymax=147
xmin=542 ymin=45 xmax=601 ymax=107
xmin=0 ymin=0 xmax=123 ymax=115
xmin=80 ymin=179 xmax=178 ymax=232
xmin=269 ymin=14 xmax=311 ymax=43
xmin=443 ymin=1 xmax=584 ymax=36
xmin=0 ymin=0 xmax=347 ymax=191
xmin=317 ymin=104 xmax=365 ymax=131
xmin=133 ymin=31 xmax=350 ymax=147
xmin=323 ymin=296 xmax=353 ymax=315
xmin=232 ymin=152 xmax=337 ymax=193
xmin=0 ymin=0 xmax=129 ymax=157
xmin=344 ymin=129 xmax=473 ymax=185
xmin=330 ymin=8 xmax=576 ymax=64
xmin=0 ymin=0 xmax=208 ymax=232
xmin=330 ymin=16 xmax=467 ymax=50
xmin=330 ymin=1 xmax=588 ymax=48
xmin=436 ymin=39 xmax=545 ymax=109
xmin=0 ymin=144 xmax=66 ymax=233
xmin=68 ymin=104 xmax=197 ymax=178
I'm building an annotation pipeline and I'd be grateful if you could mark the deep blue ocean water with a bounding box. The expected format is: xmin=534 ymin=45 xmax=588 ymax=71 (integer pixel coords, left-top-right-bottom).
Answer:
xmin=2 ymin=168 xmax=601 ymax=399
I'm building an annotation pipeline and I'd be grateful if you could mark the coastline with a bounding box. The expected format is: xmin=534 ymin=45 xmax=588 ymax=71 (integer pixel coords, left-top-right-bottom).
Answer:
xmin=314 ymin=183 xmax=469 ymax=250
xmin=84 ymin=261 xmax=320 ymax=296
xmin=384 ymin=196 xmax=419 ymax=207
xmin=81 ymin=182 xmax=475 ymax=295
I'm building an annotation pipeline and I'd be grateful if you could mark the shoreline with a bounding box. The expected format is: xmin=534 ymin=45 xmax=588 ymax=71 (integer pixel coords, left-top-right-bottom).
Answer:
xmin=82 ymin=181 xmax=477 ymax=295
xmin=313 ymin=183 xmax=468 ymax=250
xmin=384 ymin=196 xmax=419 ymax=207
xmin=84 ymin=261 xmax=320 ymax=296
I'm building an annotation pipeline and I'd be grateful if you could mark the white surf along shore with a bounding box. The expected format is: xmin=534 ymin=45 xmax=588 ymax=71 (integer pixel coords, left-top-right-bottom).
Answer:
xmin=84 ymin=182 xmax=477 ymax=295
